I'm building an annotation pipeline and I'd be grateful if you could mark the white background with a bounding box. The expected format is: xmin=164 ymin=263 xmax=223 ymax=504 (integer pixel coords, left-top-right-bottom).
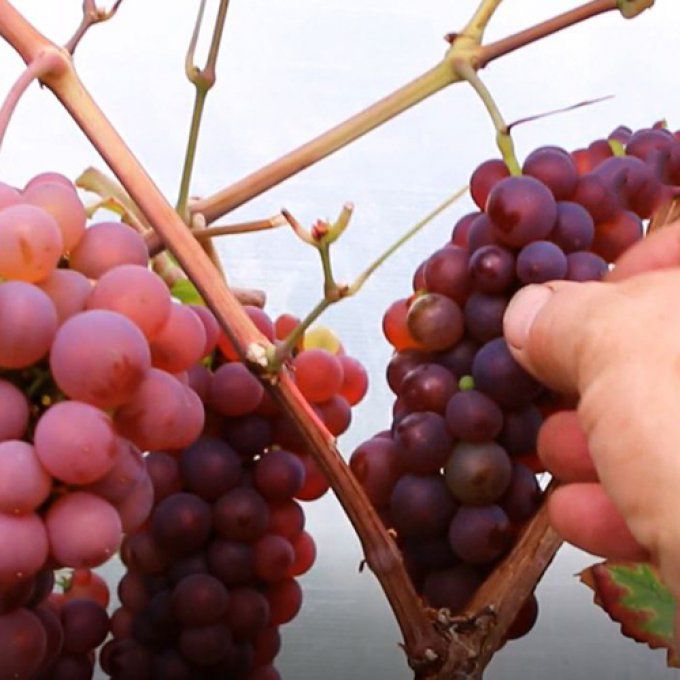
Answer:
xmin=1 ymin=1 xmax=680 ymax=678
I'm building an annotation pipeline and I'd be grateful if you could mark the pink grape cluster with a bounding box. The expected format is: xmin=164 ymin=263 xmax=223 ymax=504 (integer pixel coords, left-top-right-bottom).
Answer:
xmin=352 ymin=124 xmax=679 ymax=643
xmin=0 ymin=170 xmax=370 ymax=678
xmin=101 ymin=314 xmax=368 ymax=679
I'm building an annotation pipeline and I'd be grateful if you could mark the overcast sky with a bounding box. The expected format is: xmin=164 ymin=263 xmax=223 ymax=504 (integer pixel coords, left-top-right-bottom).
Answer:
xmin=1 ymin=2 xmax=679 ymax=679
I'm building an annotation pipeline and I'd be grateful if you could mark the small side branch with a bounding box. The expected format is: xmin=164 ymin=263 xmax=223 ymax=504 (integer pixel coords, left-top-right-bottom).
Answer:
xmin=65 ymin=0 xmax=124 ymax=55
xmin=453 ymin=59 xmax=520 ymax=175
xmin=0 ymin=49 xmax=64 ymax=151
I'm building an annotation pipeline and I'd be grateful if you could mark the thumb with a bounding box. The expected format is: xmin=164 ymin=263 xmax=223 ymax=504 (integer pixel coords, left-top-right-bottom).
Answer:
xmin=502 ymin=279 xmax=616 ymax=394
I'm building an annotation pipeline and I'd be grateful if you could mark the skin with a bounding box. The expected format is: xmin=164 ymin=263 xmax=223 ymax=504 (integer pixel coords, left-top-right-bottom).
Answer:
xmin=503 ymin=219 xmax=680 ymax=642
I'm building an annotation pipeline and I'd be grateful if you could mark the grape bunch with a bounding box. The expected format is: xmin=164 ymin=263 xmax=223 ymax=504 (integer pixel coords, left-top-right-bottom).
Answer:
xmin=352 ymin=124 xmax=680 ymax=642
xmin=102 ymin=317 xmax=368 ymax=679
xmin=0 ymin=170 xmax=369 ymax=677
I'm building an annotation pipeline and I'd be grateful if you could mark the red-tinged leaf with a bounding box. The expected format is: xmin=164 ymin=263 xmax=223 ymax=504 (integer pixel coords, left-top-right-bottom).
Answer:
xmin=580 ymin=561 xmax=679 ymax=667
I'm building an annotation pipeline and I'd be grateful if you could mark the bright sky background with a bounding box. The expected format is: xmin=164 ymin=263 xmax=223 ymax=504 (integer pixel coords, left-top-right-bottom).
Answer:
xmin=1 ymin=1 xmax=679 ymax=678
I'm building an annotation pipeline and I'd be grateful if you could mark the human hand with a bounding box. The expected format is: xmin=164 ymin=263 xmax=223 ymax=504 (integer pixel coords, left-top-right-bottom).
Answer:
xmin=503 ymin=219 xmax=680 ymax=613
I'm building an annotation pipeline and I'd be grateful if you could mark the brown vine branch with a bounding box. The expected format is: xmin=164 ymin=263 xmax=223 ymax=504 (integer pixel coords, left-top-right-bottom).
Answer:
xmin=191 ymin=0 xmax=627 ymax=224
xmin=0 ymin=0 xmax=444 ymax=669
xmin=65 ymin=0 xmax=124 ymax=55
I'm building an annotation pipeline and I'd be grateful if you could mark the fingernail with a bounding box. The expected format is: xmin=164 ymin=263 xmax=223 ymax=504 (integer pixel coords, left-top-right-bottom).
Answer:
xmin=504 ymin=284 xmax=553 ymax=350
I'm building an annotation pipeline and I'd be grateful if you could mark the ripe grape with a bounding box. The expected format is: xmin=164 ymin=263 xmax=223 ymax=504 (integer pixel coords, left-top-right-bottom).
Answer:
xmin=0 ymin=281 xmax=57 ymax=369
xmin=0 ymin=204 xmax=63 ymax=282
xmin=444 ymin=441 xmax=512 ymax=505
xmin=468 ymin=244 xmax=515 ymax=294
xmin=171 ymin=574 xmax=229 ymax=627
xmin=450 ymin=212 xmax=479 ymax=248
xmin=390 ymin=475 xmax=457 ymax=538
xmin=522 ymin=146 xmax=578 ymax=200
xmin=501 ymin=462 xmax=542 ymax=522
xmin=210 ymin=362 xmax=264 ymax=417
xmin=179 ymin=437 xmax=243 ymax=501
xmin=487 ymin=176 xmax=557 ymax=247
xmin=60 ymin=598 xmax=109 ymax=654
xmin=393 ymin=411 xmax=453 ymax=475
xmin=46 ymin=492 xmax=122 ymax=568
xmin=448 ymin=505 xmax=512 ymax=565
xmin=0 ymin=380 xmax=29 ymax=440
xmin=288 ymin=531 xmax=316 ymax=577
xmin=445 ymin=389 xmax=503 ymax=442
xmin=151 ymin=492 xmax=212 ymax=555
xmin=69 ymin=222 xmax=148 ymax=278
xmin=565 ymin=251 xmax=608 ymax=281
xmin=422 ymin=565 xmax=483 ymax=614
xmin=35 ymin=401 xmax=118 ymax=485
xmin=178 ymin=623 xmax=233 ymax=666
xmin=337 ymin=354 xmax=368 ymax=405
xmin=37 ymin=269 xmax=92 ymax=323
xmin=86 ymin=264 xmax=172 ymax=340
xmin=149 ymin=303 xmax=207 ymax=373
xmin=50 ymin=310 xmax=151 ymax=409
xmin=463 ymin=292 xmax=508 ymax=343
xmin=422 ymin=245 xmax=470 ymax=303
xmin=214 ymin=488 xmax=270 ymax=542
xmin=591 ymin=210 xmax=643 ymax=262
xmin=266 ymin=578 xmax=302 ymax=625
xmin=254 ymin=450 xmax=305 ymax=502
xmin=470 ymin=159 xmax=509 ymax=209
xmin=0 ymin=608 xmax=47 ymax=678
xmin=407 ymin=293 xmax=464 ymax=352
xmin=22 ymin=180 xmax=86 ymax=252
xmin=253 ymin=535 xmax=295 ymax=582
xmin=0 ymin=441 xmax=52 ymax=514
xmin=400 ymin=363 xmax=458 ymax=414
xmin=292 ymin=348 xmax=344 ymax=403
xmin=382 ymin=298 xmax=423 ymax=351
xmin=516 ymin=240 xmax=568 ymax=284
xmin=550 ymin=201 xmax=595 ymax=253
xmin=0 ymin=512 xmax=48 ymax=582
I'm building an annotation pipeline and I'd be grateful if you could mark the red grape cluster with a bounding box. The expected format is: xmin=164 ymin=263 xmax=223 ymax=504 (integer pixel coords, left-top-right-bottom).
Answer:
xmin=102 ymin=317 xmax=368 ymax=679
xmin=352 ymin=124 xmax=680 ymax=642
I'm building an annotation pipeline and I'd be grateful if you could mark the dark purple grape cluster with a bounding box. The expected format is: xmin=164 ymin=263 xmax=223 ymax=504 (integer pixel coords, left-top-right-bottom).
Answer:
xmin=99 ymin=308 xmax=368 ymax=678
xmin=356 ymin=124 xmax=680 ymax=641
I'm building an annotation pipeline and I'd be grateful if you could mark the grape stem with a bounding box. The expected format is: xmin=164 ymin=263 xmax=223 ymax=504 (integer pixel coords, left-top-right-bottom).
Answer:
xmin=146 ymin=214 xmax=287 ymax=256
xmin=176 ymin=0 xmax=231 ymax=219
xmin=271 ymin=186 xmax=467 ymax=371
xmin=190 ymin=0 xmax=633 ymax=224
xmin=177 ymin=0 xmax=232 ymax=278
xmin=0 ymin=3 xmax=447 ymax=670
xmin=0 ymin=49 xmax=64 ymax=152
xmin=65 ymin=0 xmax=124 ymax=55
xmin=453 ymin=59 xmax=521 ymax=176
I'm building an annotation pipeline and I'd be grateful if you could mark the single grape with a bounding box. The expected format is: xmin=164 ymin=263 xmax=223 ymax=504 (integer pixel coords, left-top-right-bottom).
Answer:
xmin=191 ymin=304 xmax=220 ymax=356
xmin=390 ymin=475 xmax=457 ymax=538
xmin=499 ymin=405 xmax=542 ymax=456
xmin=470 ymin=159 xmax=510 ymax=209
xmin=0 ymin=608 xmax=47 ymax=678
xmin=0 ymin=512 xmax=48 ymax=582
xmin=23 ymin=180 xmax=86 ymax=253
xmin=400 ymin=363 xmax=458 ymax=414
xmin=393 ymin=411 xmax=453 ymax=475
xmin=468 ymin=244 xmax=516 ymax=294
xmin=219 ymin=306 xmax=275 ymax=361
xmin=266 ymin=578 xmax=302 ymax=625
xmin=254 ymin=535 xmax=295 ymax=582
xmin=172 ymin=574 xmax=229 ymax=627
xmin=434 ymin=339 xmax=479 ymax=378
xmin=522 ymin=146 xmax=578 ymax=200
xmin=288 ymin=531 xmax=316 ymax=577
xmin=450 ymin=212 xmax=480 ymax=248
xmin=83 ymin=439 xmax=145 ymax=504
xmin=179 ymin=436 xmax=243 ymax=501
xmin=591 ymin=210 xmax=643 ymax=262
xmin=267 ymin=500 xmax=305 ymax=541
xmin=115 ymin=472 xmax=155 ymax=533
xmin=444 ymin=441 xmax=512 ymax=505
xmin=349 ymin=437 xmax=401 ymax=508
xmin=60 ymin=598 xmax=109 ymax=654
xmin=114 ymin=368 xmax=205 ymax=451
xmin=386 ymin=350 xmax=432 ymax=395
xmin=422 ymin=245 xmax=470 ymax=303
xmin=35 ymin=401 xmax=118 ymax=485
xmin=292 ymin=349 xmax=344 ymax=404
xmin=626 ymin=128 xmax=675 ymax=162
xmin=120 ymin=531 xmax=170 ymax=575
xmin=219 ymin=587 xmax=269 ymax=644
xmin=472 ymin=338 xmax=542 ymax=408
xmin=151 ymin=492 xmax=212 ymax=555
xmin=315 ymin=395 xmax=352 ymax=436
xmin=516 ymin=240 xmax=568 ymax=284
xmin=407 ymin=293 xmax=464 ymax=352
xmin=572 ymin=173 xmax=619 ymax=223
xmin=50 ymin=310 xmax=151 ymax=409
xmin=466 ymin=213 xmax=495 ymax=252
xmin=45 ymin=492 xmax=122 ymax=568
xmin=422 ymin=565 xmax=483 ymax=614
xmin=382 ymin=298 xmax=424 ymax=352
xmin=0 ymin=380 xmax=30 ymax=440
xmin=444 ymin=389 xmax=503 ymax=442
xmin=214 ymin=488 xmax=270 ymax=543
xmin=565 ymin=251 xmax=608 ymax=282
xmin=0 ymin=204 xmax=63 ymax=282
xmin=486 ymin=176 xmax=557 ymax=247
xmin=0 ymin=441 xmax=52 ymax=514
xmin=86 ymin=264 xmax=172 ymax=341
xmin=144 ymin=451 xmax=181 ymax=503
xmin=37 ymin=269 xmax=92 ymax=324
xmin=179 ymin=623 xmax=233 ymax=666
xmin=254 ymin=450 xmax=305 ymax=503
xmin=222 ymin=414 xmax=273 ymax=458
xmin=463 ymin=292 xmax=508 ymax=343
xmin=448 ymin=505 xmax=512 ymax=565
xmin=0 ymin=281 xmax=57 ymax=369
xmin=149 ymin=303 xmax=207 ymax=373
xmin=501 ymin=462 xmax=542 ymax=522
xmin=210 ymin=362 xmax=264 ymax=417
xmin=69 ymin=221 xmax=148 ymax=279
xmin=207 ymin=540 xmax=255 ymax=586
xmin=550 ymin=201 xmax=595 ymax=253
xmin=337 ymin=354 xmax=368 ymax=406
xmin=506 ymin=593 xmax=539 ymax=640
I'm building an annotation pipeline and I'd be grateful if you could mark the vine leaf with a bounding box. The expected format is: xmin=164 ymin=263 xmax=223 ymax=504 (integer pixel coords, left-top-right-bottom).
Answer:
xmin=170 ymin=278 xmax=204 ymax=306
xmin=580 ymin=561 xmax=679 ymax=667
